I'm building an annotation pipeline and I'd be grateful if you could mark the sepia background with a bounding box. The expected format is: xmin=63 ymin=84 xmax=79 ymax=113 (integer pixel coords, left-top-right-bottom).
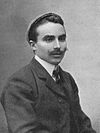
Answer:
xmin=0 ymin=0 xmax=100 ymax=132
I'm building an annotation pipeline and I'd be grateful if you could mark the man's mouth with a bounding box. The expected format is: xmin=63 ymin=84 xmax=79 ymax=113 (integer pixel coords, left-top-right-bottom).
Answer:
xmin=50 ymin=51 xmax=64 ymax=56
xmin=50 ymin=52 xmax=64 ymax=58
xmin=52 ymin=52 xmax=62 ymax=55
xmin=50 ymin=48 xmax=66 ymax=57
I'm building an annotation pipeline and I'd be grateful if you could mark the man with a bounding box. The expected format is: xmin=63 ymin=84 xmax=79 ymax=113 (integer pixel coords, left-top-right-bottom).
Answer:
xmin=1 ymin=13 xmax=96 ymax=133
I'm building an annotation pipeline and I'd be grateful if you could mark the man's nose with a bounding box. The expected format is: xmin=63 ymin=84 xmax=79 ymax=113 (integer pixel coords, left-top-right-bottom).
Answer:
xmin=54 ymin=39 xmax=61 ymax=49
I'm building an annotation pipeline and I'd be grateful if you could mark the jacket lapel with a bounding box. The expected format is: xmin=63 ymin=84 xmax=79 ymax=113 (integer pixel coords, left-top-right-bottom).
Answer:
xmin=30 ymin=58 xmax=66 ymax=97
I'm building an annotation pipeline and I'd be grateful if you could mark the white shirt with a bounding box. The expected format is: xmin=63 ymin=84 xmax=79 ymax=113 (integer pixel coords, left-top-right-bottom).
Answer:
xmin=35 ymin=55 xmax=55 ymax=77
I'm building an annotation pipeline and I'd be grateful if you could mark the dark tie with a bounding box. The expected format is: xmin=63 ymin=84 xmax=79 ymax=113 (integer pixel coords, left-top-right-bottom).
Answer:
xmin=52 ymin=65 xmax=60 ymax=83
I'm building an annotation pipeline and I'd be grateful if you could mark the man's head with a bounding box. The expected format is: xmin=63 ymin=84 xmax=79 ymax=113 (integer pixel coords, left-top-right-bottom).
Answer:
xmin=27 ymin=13 xmax=64 ymax=43
xmin=27 ymin=13 xmax=67 ymax=65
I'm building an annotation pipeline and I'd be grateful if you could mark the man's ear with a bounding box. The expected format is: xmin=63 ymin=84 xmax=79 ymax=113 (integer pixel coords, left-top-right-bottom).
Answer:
xmin=29 ymin=40 xmax=37 ymax=51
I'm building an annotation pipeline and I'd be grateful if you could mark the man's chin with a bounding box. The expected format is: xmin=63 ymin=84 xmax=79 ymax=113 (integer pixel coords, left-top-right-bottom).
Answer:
xmin=50 ymin=59 xmax=61 ymax=65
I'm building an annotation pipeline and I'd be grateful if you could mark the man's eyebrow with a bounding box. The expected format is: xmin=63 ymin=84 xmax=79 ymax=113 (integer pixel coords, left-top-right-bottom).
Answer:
xmin=42 ymin=35 xmax=55 ymax=40
xmin=58 ymin=34 xmax=66 ymax=37
xmin=42 ymin=34 xmax=66 ymax=40
xmin=43 ymin=35 xmax=55 ymax=37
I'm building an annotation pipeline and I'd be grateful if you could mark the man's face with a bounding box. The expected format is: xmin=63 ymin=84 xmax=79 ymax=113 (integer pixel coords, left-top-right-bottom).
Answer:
xmin=34 ymin=22 xmax=67 ymax=65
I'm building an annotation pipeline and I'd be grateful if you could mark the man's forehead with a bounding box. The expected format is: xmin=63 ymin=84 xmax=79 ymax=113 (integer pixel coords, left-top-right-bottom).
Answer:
xmin=37 ymin=22 xmax=66 ymax=35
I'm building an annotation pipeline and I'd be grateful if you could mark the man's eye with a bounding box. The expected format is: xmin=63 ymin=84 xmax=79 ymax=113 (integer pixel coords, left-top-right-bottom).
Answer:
xmin=43 ymin=36 xmax=55 ymax=42
xmin=58 ymin=35 xmax=66 ymax=42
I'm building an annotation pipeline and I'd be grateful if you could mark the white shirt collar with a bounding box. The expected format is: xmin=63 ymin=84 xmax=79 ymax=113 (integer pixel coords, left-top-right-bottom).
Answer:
xmin=35 ymin=55 xmax=55 ymax=77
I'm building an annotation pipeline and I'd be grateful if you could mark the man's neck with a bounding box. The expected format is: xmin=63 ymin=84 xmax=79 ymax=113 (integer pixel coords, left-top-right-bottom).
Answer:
xmin=35 ymin=55 xmax=55 ymax=77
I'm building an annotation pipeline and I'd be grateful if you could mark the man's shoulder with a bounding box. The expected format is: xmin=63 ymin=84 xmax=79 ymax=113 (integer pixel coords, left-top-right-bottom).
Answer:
xmin=1 ymin=62 xmax=37 ymax=95
xmin=10 ymin=64 xmax=32 ymax=81
xmin=5 ymin=61 xmax=37 ymax=91
xmin=61 ymin=68 xmax=74 ymax=80
xmin=61 ymin=69 xmax=78 ymax=88
xmin=0 ymin=62 xmax=38 ymax=106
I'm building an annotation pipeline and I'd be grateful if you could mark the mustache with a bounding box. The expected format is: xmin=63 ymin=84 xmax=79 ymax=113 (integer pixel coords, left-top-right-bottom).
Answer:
xmin=49 ymin=48 xmax=67 ymax=55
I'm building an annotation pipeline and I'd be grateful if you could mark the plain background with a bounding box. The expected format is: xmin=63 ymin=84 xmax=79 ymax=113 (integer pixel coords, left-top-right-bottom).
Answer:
xmin=0 ymin=0 xmax=100 ymax=132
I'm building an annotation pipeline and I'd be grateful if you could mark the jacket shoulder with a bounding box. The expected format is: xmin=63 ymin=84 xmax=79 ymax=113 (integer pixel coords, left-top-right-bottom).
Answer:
xmin=10 ymin=64 xmax=34 ymax=84
xmin=62 ymin=70 xmax=79 ymax=93
xmin=62 ymin=70 xmax=75 ymax=82
xmin=1 ymin=64 xmax=38 ymax=102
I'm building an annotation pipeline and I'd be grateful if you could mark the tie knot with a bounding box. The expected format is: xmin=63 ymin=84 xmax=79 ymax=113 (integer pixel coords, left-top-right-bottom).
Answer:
xmin=52 ymin=65 xmax=60 ymax=83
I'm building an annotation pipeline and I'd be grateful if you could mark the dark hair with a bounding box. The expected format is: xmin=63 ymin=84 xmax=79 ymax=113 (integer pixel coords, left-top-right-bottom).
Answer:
xmin=27 ymin=13 xmax=64 ymax=44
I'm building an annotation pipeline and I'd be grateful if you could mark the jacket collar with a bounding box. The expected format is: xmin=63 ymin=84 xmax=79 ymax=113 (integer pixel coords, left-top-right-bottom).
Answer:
xmin=30 ymin=57 xmax=49 ymax=79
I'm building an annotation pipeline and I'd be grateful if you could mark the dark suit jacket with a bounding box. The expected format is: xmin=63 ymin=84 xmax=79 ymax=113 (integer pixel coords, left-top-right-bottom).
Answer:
xmin=1 ymin=58 xmax=96 ymax=133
